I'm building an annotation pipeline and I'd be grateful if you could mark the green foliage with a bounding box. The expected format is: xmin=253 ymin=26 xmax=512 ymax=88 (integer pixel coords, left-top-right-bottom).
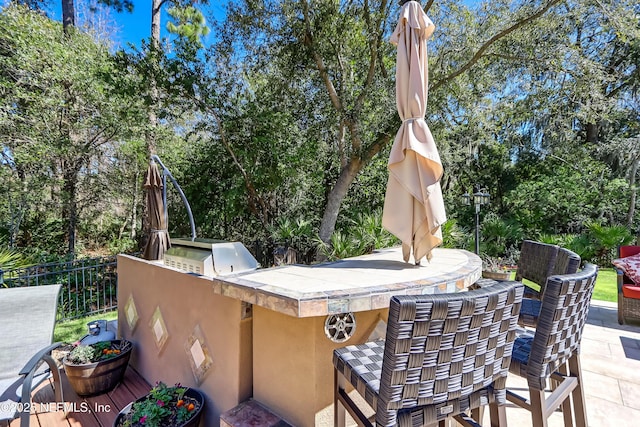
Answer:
xmin=441 ymin=219 xmax=470 ymax=250
xmin=166 ymin=5 xmax=210 ymax=47
xmin=0 ymin=240 xmax=30 ymax=272
xmin=107 ymin=237 xmax=137 ymax=255
xmin=315 ymin=211 xmax=398 ymax=261
xmin=122 ymin=382 xmax=199 ymax=427
xmin=66 ymin=345 xmax=96 ymax=365
xmin=1 ymin=0 xmax=639 ymax=262
xmin=0 ymin=4 xmax=146 ymax=256
xmin=479 ymin=213 xmax=524 ymax=258
xmin=65 ymin=340 xmax=129 ymax=364
xmin=592 ymin=268 xmax=617 ymax=303
xmin=569 ymin=222 xmax=634 ymax=265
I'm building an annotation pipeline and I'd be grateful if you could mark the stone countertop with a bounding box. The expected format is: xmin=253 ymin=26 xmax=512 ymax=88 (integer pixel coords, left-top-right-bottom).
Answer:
xmin=213 ymin=247 xmax=481 ymax=318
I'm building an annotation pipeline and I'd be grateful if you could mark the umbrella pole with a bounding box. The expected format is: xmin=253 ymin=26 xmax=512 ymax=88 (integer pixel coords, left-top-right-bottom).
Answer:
xmin=162 ymin=173 xmax=168 ymax=230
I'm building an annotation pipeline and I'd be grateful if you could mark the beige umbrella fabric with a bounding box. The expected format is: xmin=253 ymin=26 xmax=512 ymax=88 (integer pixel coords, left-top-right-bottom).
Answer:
xmin=382 ymin=1 xmax=446 ymax=264
xmin=142 ymin=159 xmax=171 ymax=260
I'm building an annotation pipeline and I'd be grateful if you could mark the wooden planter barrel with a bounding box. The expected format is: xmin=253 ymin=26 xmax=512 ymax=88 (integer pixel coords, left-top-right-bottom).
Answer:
xmin=63 ymin=339 xmax=132 ymax=396
xmin=113 ymin=387 xmax=205 ymax=427
xmin=482 ymin=270 xmax=511 ymax=280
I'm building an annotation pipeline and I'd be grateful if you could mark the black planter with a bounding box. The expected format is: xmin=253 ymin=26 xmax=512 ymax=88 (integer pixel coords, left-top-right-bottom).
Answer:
xmin=113 ymin=387 xmax=205 ymax=427
xmin=63 ymin=339 xmax=132 ymax=396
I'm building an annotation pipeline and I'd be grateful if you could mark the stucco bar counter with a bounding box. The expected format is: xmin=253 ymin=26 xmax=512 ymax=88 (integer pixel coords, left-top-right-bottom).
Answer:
xmin=117 ymin=247 xmax=481 ymax=427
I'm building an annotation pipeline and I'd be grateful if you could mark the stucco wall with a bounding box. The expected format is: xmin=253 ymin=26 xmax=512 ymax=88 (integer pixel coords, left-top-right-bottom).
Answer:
xmin=117 ymin=255 xmax=252 ymax=427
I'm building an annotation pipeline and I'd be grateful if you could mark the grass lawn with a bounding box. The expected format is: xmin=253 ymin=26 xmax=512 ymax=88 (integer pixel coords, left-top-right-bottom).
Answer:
xmin=54 ymin=310 xmax=118 ymax=344
xmin=593 ymin=267 xmax=617 ymax=303
xmin=503 ymin=266 xmax=617 ymax=303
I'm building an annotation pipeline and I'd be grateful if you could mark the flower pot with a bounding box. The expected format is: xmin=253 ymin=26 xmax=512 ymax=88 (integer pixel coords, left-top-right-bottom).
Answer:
xmin=482 ymin=270 xmax=511 ymax=280
xmin=63 ymin=339 xmax=132 ymax=396
xmin=113 ymin=387 xmax=205 ymax=427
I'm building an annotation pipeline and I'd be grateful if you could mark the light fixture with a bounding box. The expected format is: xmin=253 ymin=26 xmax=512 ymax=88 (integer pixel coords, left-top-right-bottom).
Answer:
xmin=462 ymin=187 xmax=490 ymax=254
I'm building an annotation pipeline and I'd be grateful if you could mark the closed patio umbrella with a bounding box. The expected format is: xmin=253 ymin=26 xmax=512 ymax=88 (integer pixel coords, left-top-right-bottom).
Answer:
xmin=382 ymin=0 xmax=446 ymax=264
xmin=142 ymin=159 xmax=171 ymax=260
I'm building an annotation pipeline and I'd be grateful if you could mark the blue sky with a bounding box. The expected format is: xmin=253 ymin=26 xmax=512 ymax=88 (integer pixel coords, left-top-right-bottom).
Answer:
xmin=46 ymin=1 xmax=230 ymax=49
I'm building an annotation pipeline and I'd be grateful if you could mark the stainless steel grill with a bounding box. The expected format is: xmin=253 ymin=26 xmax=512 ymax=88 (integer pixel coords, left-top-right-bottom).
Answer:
xmin=164 ymin=238 xmax=259 ymax=276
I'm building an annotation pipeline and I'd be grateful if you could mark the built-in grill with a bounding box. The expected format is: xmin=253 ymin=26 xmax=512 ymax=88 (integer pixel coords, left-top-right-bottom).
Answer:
xmin=164 ymin=238 xmax=259 ymax=276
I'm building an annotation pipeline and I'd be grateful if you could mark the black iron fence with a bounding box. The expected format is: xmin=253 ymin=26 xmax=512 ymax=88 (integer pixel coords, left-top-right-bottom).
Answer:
xmin=0 ymin=255 xmax=118 ymax=321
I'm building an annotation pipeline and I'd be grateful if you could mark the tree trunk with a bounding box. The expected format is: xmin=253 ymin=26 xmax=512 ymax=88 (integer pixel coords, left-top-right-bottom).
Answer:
xmin=586 ymin=122 xmax=599 ymax=144
xmin=142 ymin=0 xmax=162 ymax=251
xmin=62 ymin=0 xmax=75 ymax=34
xmin=627 ymin=158 xmax=639 ymax=228
xmin=147 ymin=0 xmax=161 ymax=156
xmin=62 ymin=167 xmax=79 ymax=256
xmin=130 ymin=170 xmax=139 ymax=240
xmin=318 ymin=158 xmax=363 ymax=244
xmin=151 ymin=0 xmax=161 ymax=49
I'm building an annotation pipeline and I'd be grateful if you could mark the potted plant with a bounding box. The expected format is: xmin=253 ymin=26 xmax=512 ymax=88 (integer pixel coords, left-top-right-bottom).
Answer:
xmin=481 ymin=256 xmax=514 ymax=280
xmin=113 ymin=382 xmax=205 ymax=427
xmin=62 ymin=339 xmax=132 ymax=396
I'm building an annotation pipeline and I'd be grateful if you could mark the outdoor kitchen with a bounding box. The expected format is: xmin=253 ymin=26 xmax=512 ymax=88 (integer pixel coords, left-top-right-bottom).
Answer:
xmin=117 ymin=237 xmax=482 ymax=426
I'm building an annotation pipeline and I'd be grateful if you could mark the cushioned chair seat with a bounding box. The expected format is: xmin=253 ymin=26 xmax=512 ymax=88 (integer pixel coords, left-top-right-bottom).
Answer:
xmin=615 ymin=245 xmax=640 ymax=324
xmin=333 ymin=339 xmax=500 ymax=427
xmin=517 ymin=299 xmax=542 ymax=329
xmin=333 ymin=341 xmax=384 ymax=412
xmin=622 ymin=284 xmax=640 ymax=299
xmin=333 ymin=282 xmax=525 ymax=427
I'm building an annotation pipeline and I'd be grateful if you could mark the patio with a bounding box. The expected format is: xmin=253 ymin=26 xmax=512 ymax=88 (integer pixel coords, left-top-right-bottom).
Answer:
xmin=495 ymin=300 xmax=640 ymax=426
xmin=11 ymin=300 xmax=640 ymax=427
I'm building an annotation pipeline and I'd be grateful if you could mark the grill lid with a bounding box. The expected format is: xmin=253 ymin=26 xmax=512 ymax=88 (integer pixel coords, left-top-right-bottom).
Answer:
xmin=164 ymin=238 xmax=258 ymax=276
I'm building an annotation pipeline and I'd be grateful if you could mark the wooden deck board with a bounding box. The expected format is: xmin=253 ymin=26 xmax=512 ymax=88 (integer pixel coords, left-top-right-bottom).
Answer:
xmin=105 ymin=384 xmax=136 ymax=411
xmin=8 ymin=366 xmax=151 ymax=427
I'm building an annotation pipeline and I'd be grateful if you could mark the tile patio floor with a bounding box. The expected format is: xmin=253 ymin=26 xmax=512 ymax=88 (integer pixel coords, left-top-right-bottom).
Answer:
xmin=486 ymin=300 xmax=640 ymax=427
xmin=12 ymin=300 xmax=640 ymax=427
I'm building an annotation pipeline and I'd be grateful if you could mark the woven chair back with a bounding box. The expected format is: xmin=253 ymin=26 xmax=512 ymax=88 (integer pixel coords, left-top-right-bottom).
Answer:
xmin=537 ymin=247 xmax=582 ymax=296
xmin=551 ymin=248 xmax=581 ymax=276
xmin=525 ymin=263 xmax=598 ymax=390
xmin=515 ymin=240 xmax=559 ymax=287
xmin=377 ymin=281 xmax=524 ymax=426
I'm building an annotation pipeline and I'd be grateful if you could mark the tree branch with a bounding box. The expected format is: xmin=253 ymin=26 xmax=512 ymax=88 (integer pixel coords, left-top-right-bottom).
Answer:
xmin=432 ymin=0 xmax=563 ymax=92
xmin=185 ymin=90 xmax=270 ymax=225
xmin=302 ymin=0 xmax=343 ymax=113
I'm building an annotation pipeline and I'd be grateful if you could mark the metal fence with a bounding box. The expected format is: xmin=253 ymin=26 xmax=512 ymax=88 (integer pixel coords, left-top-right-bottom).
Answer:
xmin=0 ymin=255 xmax=118 ymax=321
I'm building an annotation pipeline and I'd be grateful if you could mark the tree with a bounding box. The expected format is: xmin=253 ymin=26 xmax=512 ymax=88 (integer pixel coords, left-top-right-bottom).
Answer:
xmin=0 ymin=4 xmax=144 ymax=255
xmin=209 ymin=0 xmax=588 ymax=249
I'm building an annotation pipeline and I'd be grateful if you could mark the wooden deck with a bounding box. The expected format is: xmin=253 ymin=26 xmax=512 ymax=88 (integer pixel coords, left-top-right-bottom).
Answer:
xmin=6 ymin=367 xmax=151 ymax=427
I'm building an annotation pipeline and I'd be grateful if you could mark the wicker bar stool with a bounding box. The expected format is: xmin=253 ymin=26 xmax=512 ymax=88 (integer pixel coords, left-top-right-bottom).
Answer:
xmin=518 ymin=247 xmax=581 ymax=328
xmin=474 ymin=240 xmax=559 ymax=291
xmin=504 ymin=263 xmax=598 ymax=427
xmin=333 ymin=281 xmax=524 ymax=427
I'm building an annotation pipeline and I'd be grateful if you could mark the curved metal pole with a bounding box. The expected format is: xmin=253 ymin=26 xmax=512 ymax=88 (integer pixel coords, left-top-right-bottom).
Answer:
xmin=150 ymin=155 xmax=197 ymax=241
